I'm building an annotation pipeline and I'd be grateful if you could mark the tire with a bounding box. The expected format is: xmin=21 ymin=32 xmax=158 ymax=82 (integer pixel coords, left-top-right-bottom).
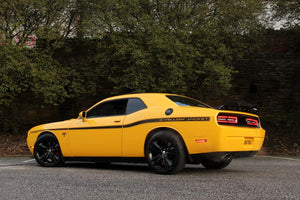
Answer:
xmin=201 ymin=154 xmax=232 ymax=169
xmin=145 ymin=131 xmax=186 ymax=174
xmin=34 ymin=133 xmax=64 ymax=167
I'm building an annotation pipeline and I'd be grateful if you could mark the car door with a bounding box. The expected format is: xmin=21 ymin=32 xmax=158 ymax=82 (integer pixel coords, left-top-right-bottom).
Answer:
xmin=122 ymin=98 xmax=148 ymax=157
xmin=68 ymin=99 xmax=128 ymax=157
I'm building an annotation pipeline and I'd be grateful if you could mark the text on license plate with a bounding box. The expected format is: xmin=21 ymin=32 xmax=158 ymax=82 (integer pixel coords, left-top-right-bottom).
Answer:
xmin=244 ymin=137 xmax=254 ymax=145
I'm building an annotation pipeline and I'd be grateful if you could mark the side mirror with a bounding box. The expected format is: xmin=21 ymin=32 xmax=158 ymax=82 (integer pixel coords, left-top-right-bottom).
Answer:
xmin=79 ymin=111 xmax=87 ymax=122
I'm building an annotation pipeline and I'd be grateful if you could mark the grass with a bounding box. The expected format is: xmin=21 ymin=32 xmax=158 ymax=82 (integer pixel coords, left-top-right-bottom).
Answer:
xmin=0 ymin=133 xmax=31 ymax=157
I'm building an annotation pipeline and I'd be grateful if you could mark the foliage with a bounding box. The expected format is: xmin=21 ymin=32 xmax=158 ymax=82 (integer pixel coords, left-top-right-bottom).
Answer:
xmin=85 ymin=0 xmax=265 ymax=96
xmin=0 ymin=45 xmax=30 ymax=106
xmin=0 ymin=0 xmax=73 ymax=44
xmin=1 ymin=0 xmax=297 ymax=135
xmin=266 ymin=0 xmax=300 ymax=29
xmin=0 ymin=45 xmax=73 ymax=132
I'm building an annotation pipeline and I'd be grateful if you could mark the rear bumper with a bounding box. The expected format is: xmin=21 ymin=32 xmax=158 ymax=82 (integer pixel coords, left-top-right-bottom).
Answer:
xmin=189 ymin=151 xmax=258 ymax=164
xmin=186 ymin=125 xmax=265 ymax=154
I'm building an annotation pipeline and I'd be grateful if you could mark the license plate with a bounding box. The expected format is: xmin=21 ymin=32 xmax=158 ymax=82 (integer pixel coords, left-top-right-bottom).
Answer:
xmin=244 ymin=137 xmax=254 ymax=145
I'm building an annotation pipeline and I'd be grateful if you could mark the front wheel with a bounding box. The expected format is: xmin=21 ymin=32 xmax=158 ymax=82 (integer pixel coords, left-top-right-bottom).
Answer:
xmin=34 ymin=133 xmax=64 ymax=167
xmin=145 ymin=131 xmax=186 ymax=174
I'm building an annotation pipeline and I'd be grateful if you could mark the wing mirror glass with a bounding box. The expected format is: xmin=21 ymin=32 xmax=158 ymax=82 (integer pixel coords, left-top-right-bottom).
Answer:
xmin=79 ymin=111 xmax=87 ymax=122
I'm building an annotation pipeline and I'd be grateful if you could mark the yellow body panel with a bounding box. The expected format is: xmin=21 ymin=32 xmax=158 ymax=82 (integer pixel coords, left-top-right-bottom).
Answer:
xmin=66 ymin=116 xmax=124 ymax=157
xmin=27 ymin=93 xmax=265 ymax=159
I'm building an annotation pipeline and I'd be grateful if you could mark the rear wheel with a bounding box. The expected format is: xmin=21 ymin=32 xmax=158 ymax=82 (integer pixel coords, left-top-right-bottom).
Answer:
xmin=145 ymin=131 xmax=186 ymax=174
xmin=34 ymin=133 xmax=64 ymax=167
xmin=201 ymin=154 xmax=232 ymax=169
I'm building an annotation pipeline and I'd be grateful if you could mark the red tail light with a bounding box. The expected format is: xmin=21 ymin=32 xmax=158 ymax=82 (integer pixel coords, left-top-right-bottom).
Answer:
xmin=246 ymin=118 xmax=259 ymax=126
xmin=217 ymin=116 xmax=238 ymax=124
xmin=217 ymin=113 xmax=260 ymax=128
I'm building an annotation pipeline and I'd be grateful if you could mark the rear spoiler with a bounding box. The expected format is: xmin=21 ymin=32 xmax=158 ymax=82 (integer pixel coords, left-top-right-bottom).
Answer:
xmin=215 ymin=102 xmax=258 ymax=114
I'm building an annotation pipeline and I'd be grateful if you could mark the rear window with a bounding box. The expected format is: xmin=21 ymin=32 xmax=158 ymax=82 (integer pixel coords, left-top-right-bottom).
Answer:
xmin=166 ymin=95 xmax=210 ymax=108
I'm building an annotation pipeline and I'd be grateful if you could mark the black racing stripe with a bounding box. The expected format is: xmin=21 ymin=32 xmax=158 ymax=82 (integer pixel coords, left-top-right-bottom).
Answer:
xmin=30 ymin=128 xmax=68 ymax=133
xmin=69 ymin=125 xmax=122 ymax=130
xmin=123 ymin=118 xmax=160 ymax=128
xmin=31 ymin=117 xmax=210 ymax=132
xmin=123 ymin=117 xmax=210 ymax=128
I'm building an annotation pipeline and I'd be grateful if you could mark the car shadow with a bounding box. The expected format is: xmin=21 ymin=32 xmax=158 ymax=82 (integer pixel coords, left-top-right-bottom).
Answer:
xmin=63 ymin=161 xmax=151 ymax=173
xmin=61 ymin=162 xmax=245 ymax=175
xmin=182 ymin=165 xmax=245 ymax=175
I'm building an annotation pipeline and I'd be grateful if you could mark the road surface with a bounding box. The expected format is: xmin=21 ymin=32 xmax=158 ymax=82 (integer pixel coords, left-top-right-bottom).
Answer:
xmin=0 ymin=156 xmax=299 ymax=200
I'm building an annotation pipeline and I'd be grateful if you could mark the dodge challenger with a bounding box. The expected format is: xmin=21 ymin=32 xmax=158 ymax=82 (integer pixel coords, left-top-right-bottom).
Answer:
xmin=27 ymin=93 xmax=265 ymax=174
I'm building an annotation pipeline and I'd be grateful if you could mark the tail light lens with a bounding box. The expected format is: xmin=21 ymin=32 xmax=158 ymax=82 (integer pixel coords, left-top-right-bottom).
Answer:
xmin=217 ymin=113 xmax=260 ymax=128
xmin=246 ymin=118 xmax=259 ymax=127
xmin=217 ymin=116 xmax=238 ymax=124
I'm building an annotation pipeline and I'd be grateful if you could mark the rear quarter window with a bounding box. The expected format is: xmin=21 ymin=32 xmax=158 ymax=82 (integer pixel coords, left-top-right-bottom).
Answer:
xmin=126 ymin=98 xmax=147 ymax=114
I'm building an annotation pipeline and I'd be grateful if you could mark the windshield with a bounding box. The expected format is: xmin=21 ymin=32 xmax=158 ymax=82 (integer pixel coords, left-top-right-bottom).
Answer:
xmin=166 ymin=95 xmax=211 ymax=108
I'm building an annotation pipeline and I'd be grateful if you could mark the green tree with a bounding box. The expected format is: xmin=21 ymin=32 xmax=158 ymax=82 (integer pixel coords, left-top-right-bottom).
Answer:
xmin=84 ymin=0 xmax=265 ymax=97
xmin=272 ymin=0 xmax=299 ymax=28
xmin=0 ymin=45 xmax=31 ymax=106
xmin=0 ymin=45 xmax=74 ymax=132
xmin=0 ymin=0 xmax=268 ymax=132
xmin=0 ymin=0 xmax=79 ymax=44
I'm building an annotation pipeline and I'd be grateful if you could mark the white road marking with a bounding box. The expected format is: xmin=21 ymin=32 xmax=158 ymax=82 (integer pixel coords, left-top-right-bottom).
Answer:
xmin=0 ymin=166 xmax=25 ymax=170
xmin=23 ymin=159 xmax=36 ymax=163
xmin=256 ymin=155 xmax=300 ymax=162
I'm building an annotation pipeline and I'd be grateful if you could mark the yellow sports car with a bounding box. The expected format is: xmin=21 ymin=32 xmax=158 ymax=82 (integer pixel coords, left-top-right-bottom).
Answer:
xmin=27 ymin=93 xmax=265 ymax=174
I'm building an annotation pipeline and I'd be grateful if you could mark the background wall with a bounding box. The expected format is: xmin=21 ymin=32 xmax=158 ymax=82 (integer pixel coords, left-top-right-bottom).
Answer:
xmin=229 ymin=30 xmax=300 ymax=155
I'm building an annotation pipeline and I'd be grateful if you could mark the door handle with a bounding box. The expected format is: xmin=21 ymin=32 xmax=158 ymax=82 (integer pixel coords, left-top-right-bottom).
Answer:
xmin=114 ymin=120 xmax=121 ymax=123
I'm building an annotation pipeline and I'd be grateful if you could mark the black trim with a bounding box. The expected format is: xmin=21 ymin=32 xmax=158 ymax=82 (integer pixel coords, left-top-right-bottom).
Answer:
xmin=123 ymin=117 xmax=210 ymax=128
xmin=31 ymin=117 xmax=210 ymax=132
xmin=69 ymin=126 xmax=122 ymax=130
xmin=188 ymin=151 xmax=258 ymax=164
xmin=64 ymin=156 xmax=146 ymax=163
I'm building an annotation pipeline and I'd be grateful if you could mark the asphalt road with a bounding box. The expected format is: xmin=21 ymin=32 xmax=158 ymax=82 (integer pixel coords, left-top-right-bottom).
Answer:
xmin=0 ymin=156 xmax=299 ymax=200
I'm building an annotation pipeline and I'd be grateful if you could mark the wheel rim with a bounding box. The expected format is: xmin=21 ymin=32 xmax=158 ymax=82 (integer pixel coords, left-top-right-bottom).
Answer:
xmin=148 ymin=138 xmax=178 ymax=171
xmin=35 ymin=137 xmax=61 ymax=165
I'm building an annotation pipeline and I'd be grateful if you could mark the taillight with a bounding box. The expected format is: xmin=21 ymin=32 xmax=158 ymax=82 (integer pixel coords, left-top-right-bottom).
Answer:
xmin=246 ymin=118 xmax=258 ymax=127
xmin=217 ymin=116 xmax=238 ymax=124
xmin=217 ymin=112 xmax=260 ymax=128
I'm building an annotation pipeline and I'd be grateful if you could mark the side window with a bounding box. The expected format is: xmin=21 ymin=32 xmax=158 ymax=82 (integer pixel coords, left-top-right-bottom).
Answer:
xmin=87 ymin=99 xmax=128 ymax=118
xmin=126 ymin=98 xmax=147 ymax=114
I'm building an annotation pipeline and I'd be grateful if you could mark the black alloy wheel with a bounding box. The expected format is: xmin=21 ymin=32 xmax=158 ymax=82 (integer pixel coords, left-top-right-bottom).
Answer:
xmin=145 ymin=131 xmax=186 ymax=174
xmin=34 ymin=133 xmax=64 ymax=167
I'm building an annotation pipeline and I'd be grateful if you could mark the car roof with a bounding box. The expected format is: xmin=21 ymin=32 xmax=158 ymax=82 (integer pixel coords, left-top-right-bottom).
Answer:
xmin=85 ymin=93 xmax=212 ymax=112
xmin=101 ymin=93 xmax=176 ymax=107
xmin=104 ymin=93 xmax=170 ymax=99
